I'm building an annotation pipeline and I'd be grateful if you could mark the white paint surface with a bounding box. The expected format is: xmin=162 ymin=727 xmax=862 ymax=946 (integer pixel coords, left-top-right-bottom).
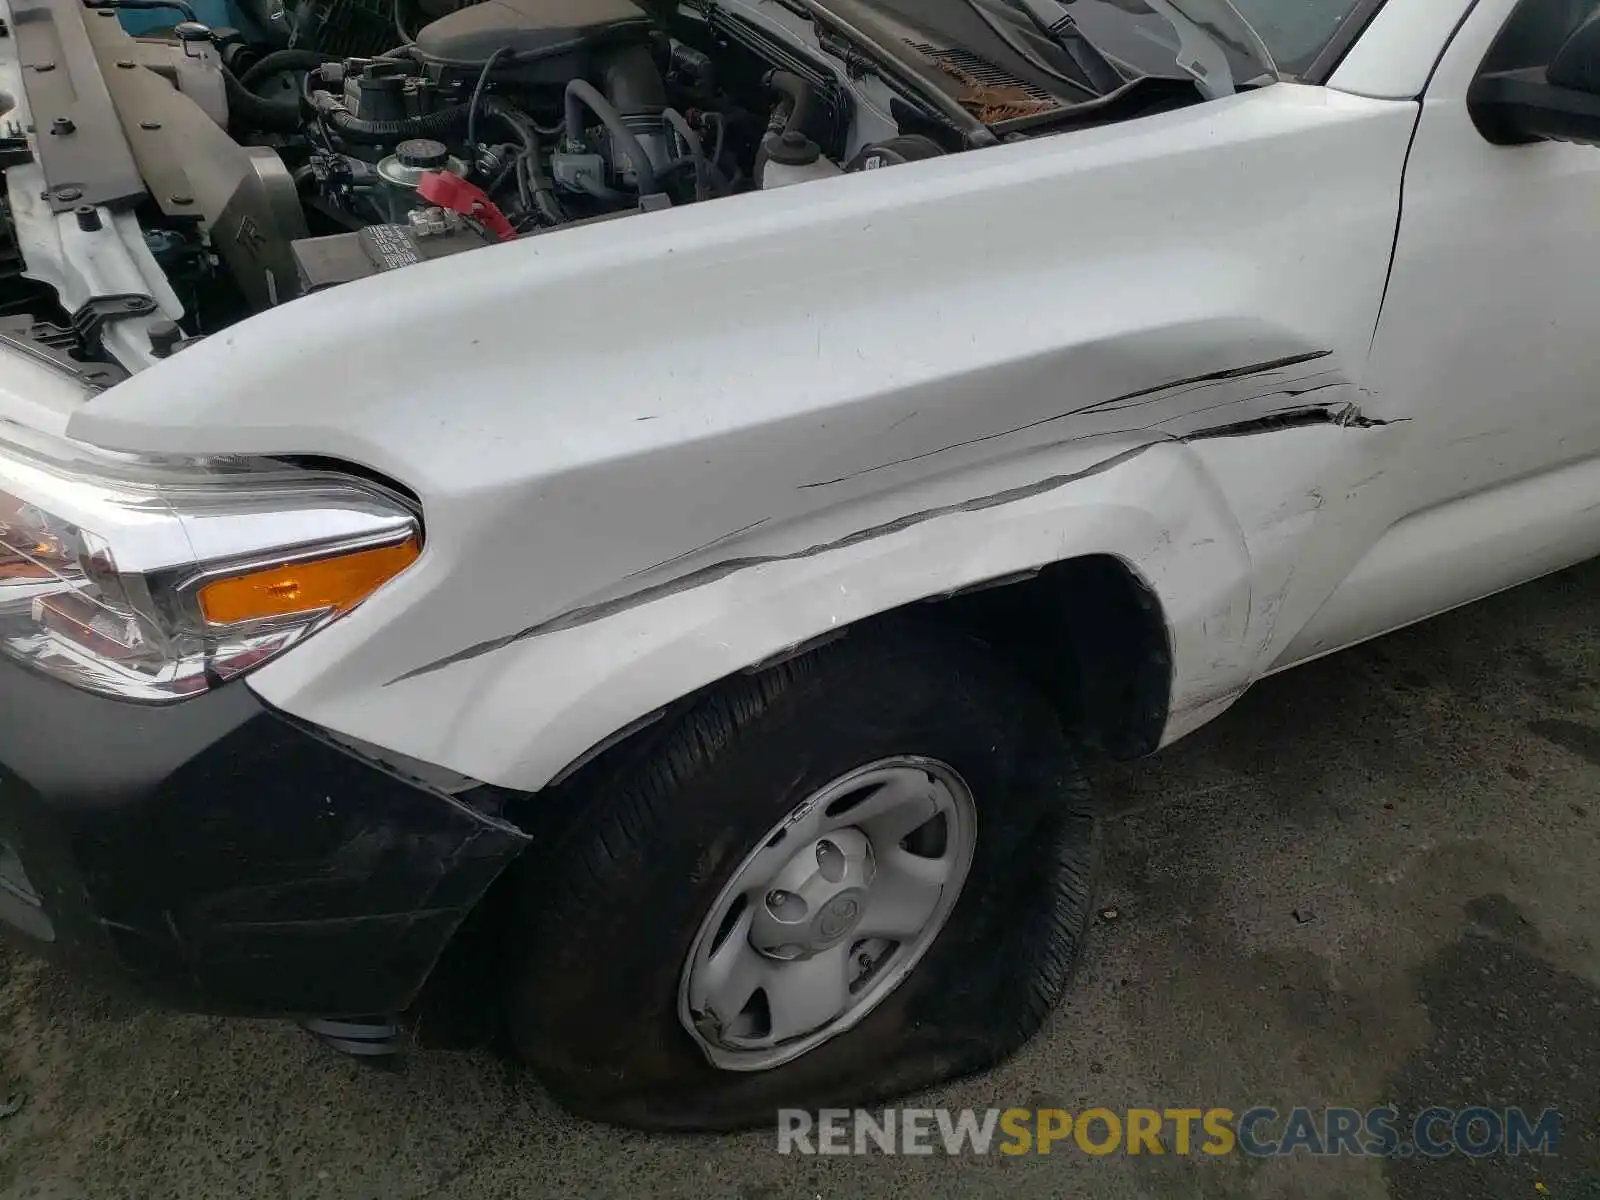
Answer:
xmin=1327 ymin=0 xmax=1481 ymax=99
xmin=0 ymin=0 xmax=1590 ymax=792
xmin=58 ymin=83 xmax=1416 ymax=788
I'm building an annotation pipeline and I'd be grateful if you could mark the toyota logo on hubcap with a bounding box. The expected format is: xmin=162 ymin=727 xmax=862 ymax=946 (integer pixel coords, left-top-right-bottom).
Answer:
xmin=816 ymin=893 xmax=861 ymax=942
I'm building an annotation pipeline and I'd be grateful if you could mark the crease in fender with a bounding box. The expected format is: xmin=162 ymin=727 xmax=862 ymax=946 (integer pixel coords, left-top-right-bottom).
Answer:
xmin=797 ymin=350 xmax=1336 ymax=489
xmin=386 ymin=356 xmax=1392 ymax=689
xmin=1072 ymin=351 xmax=1337 ymax=414
xmin=1186 ymin=399 xmax=1410 ymax=439
xmin=386 ymin=442 xmax=1161 ymax=685
xmin=621 ymin=517 xmax=771 ymax=586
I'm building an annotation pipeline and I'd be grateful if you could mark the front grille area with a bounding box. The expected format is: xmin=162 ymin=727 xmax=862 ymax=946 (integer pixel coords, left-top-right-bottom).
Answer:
xmin=907 ymin=42 xmax=1064 ymax=123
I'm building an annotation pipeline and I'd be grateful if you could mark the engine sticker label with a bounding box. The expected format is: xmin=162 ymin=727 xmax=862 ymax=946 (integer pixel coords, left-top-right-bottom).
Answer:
xmin=361 ymin=225 xmax=423 ymax=272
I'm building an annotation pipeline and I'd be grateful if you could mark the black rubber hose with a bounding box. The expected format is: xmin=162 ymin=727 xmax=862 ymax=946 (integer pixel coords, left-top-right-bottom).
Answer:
xmin=223 ymin=68 xmax=302 ymax=133
xmin=661 ymin=107 xmax=708 ymax=201
xmin=704 ymin=110 xmax=727 ymax=170
xmin=563 ymin=78 xmax=662 ymax=195
xmin=482 ymin=97 xmax=566 ymax=226
xmin=765 ymin=69 xmax=814 ymax=136
xmin=697 ymin=110 xmax=732 ymax=196
xmin=309 ymin=89 xmax=473 ymax=144
xmin=518 ymin=155 xmax=566 ymax=226
xmin=482 ymin=99 xmax=536 ymax=152
xmin=466 ymin=46 xmax=512 ymax=160
xmin=238 ymin=48 xmax=337 ymax=90
xmin=574 ymin=174 xmax=634 ymax=205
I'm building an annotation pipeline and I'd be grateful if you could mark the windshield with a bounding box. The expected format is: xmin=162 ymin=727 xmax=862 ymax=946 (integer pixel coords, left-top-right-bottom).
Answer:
xmin=1051 ymin=0 xmax=1370 ymax=88
xmin=1197 ymin=0 xmax=1368 ymax=76
xmin=1092 ymin=0 xmax=1368 ymax=80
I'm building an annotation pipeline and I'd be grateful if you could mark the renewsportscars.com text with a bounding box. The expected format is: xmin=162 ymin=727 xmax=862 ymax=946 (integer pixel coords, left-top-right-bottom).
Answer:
xmin=777 ymin=1106 xmax=1562 ymax=1158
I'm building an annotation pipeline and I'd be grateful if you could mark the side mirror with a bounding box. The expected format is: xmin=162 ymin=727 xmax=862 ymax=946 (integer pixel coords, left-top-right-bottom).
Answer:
xmin=1470 ymin=10 xmax=1600 ymax=145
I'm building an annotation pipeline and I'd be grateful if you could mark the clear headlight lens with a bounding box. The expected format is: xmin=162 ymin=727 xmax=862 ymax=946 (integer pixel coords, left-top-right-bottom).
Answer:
xmin=0 ymin=423 xmax=420 ymax=702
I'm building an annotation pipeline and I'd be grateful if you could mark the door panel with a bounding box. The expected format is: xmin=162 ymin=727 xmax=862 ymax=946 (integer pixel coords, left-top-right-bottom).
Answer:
xmin=1280 ymin=0 xmax=1600 ymax=665
xmin=1276 ymin=451 xmax=1600 ymax=667
xmin=1362 ymin=0 xmax=1600 ymax=511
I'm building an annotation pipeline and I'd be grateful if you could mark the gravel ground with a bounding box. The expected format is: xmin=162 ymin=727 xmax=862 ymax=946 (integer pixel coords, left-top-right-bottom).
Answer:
xmin=1 ymin=561 xmax=1597 ymax=1200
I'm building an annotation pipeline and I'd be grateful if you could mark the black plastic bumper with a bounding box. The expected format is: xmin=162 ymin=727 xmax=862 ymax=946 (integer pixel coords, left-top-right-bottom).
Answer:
xmin=0 ymin=656 xmax=529 ymax=1017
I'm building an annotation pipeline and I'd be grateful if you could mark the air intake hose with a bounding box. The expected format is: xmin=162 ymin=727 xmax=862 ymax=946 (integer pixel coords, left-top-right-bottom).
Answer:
xmin=238 ymin=48 xmax=339 ymax=90
xmin=222 ymin=67 xmax=302 ymax=133
xmin=765 ymin=69 xmax=814 ymax=136
xmin=563 ymin=78 xmax=662 ymax=195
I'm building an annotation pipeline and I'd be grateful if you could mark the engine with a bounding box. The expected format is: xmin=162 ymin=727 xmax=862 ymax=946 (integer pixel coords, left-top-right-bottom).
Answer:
xmin=293 ymin=1 xmax=716 ymax=263
xmin=246 ymin=0 xmax=932 ymax=292
xmin=0 ymin=0 xmax=1224 ymax=364
xmin=10 ymin=0 xmax=1194 ymax=359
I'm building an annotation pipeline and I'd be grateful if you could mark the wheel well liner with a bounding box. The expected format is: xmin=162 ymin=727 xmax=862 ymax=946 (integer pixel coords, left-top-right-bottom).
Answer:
xmin=915 ymin=554 xmax=1172 ymax=759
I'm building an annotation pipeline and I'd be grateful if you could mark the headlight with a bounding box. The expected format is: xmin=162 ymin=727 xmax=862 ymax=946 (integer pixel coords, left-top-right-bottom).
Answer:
xmin=0 ymin=422 xmax=420 ymax=702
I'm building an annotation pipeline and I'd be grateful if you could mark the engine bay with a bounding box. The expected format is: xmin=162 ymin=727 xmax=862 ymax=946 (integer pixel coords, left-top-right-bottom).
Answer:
xmin=279 ymin=0 xmax=951 ymax=295
xmin=0 ymin=0 xmax=1214 ymax=371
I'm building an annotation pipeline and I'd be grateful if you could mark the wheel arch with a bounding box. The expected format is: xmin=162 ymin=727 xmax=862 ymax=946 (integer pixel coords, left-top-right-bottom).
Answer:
xmin=913 ymin=554 xmax=1173 ymax=759
xmin=539 ymin=552 xmax=1174 ymax=810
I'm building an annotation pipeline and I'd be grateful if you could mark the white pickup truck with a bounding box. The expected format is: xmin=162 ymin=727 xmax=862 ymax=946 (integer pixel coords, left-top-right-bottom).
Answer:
xmin=0 ymin=0 xmax=1594 ymax=1130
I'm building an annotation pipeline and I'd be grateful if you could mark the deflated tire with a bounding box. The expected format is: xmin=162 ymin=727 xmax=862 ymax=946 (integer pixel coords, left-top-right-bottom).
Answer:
xmin=506 ymin=620 xmax=1099 ymax=1130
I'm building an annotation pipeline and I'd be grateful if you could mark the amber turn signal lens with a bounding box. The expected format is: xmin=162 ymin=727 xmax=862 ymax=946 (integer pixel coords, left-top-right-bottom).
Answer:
xmin=197 ymin=537 xmax=420 ymax=626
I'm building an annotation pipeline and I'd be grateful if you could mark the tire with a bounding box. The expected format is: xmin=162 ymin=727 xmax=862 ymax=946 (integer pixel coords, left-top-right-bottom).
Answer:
xmin=506 ymin=620 xmax=1098 ymax=1130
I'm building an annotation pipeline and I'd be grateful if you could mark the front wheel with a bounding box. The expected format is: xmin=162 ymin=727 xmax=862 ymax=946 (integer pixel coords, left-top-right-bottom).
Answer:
xmin=507 ymin=621 xmax=1098 ymax=1130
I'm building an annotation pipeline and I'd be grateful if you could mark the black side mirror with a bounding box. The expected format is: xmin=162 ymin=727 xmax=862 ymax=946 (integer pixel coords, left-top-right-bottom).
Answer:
xmin=1470 ymin=10 xmax=1600 ymax=145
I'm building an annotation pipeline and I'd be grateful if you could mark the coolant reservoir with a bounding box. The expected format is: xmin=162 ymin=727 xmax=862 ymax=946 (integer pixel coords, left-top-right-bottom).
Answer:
xmin=758 ymin=130 xmax=842 ymax=189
